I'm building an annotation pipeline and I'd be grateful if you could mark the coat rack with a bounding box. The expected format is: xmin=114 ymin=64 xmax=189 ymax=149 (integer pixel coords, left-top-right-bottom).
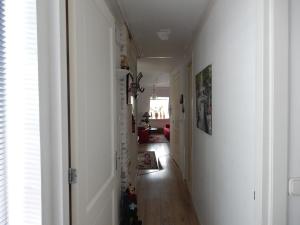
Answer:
xmin=127 ymin=72 xmax=145 ymax=100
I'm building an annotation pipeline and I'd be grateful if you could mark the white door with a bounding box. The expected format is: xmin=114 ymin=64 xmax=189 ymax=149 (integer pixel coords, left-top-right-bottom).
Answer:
xmin=68 ymin=0 xmax=118 ymax=224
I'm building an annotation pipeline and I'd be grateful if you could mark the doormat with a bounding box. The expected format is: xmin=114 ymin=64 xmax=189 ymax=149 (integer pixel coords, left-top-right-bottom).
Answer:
xmin=147 ymin=134 xmax=168 ymax=143
xmin=137 ymin=151 xmax=158 ymax=170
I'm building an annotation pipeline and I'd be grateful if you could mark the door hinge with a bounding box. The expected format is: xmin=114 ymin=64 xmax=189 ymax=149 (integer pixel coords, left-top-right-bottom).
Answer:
xmin=68 ymin=168 xmax=77 ymax=184
xmin=253 ymin=190 xmax=256 ymax=200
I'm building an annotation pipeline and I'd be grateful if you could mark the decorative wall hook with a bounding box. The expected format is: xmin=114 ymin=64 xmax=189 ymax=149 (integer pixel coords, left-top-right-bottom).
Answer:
xmin=127 ymin=72 xmax=145 ymax=99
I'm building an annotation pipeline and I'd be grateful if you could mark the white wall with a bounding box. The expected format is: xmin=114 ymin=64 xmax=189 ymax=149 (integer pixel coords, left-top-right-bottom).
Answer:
xmin=169 ymin=67 xmax=188 ymax=176
xmin=137 ymin=87 xmax=170 ymax=127
xmin=288 ymin=0 xmax=300 ymax=224
xmin=191 ymin=1 xmax=257 ymax=225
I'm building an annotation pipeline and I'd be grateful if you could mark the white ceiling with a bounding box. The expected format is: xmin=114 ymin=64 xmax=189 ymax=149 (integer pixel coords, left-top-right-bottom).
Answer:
xmin=117 ymin=0 xmax=210 ymax=58
xmin=116 ymin=0 xmax=210 ymax=88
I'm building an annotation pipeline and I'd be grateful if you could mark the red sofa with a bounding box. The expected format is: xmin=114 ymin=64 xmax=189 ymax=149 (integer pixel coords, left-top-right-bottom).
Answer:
xmin=163 ymin=124 xmax=170 ymax=140
xmin=138 ymin=127 xmax=149 ymax=144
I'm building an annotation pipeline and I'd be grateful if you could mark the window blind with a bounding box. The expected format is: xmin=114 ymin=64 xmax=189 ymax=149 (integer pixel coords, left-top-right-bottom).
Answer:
xmin=4 ymin=0 xmax=42 ymax=224
xmin=0 ymin=0 xmax=7 ymax=224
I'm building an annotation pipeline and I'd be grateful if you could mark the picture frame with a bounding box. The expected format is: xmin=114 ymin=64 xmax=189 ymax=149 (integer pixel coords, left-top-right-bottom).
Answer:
xmin=195 ymin=65 xmax=212 ymax=135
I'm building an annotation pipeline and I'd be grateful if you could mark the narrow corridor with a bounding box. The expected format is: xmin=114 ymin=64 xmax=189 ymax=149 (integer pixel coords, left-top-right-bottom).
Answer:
xmin=137 ymin=143 xmax=199 ymax=225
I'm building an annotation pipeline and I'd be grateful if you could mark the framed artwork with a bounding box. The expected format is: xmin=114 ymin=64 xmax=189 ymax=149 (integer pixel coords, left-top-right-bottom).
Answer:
xmin=195 ymin=65 xmax=212 ymax=135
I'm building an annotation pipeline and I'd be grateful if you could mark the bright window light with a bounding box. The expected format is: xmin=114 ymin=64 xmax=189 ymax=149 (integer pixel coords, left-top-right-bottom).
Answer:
xmin=5 ymin=0 xmax=42 ymax=224
xmin=149 ymin=97 xmax=169 ymax=119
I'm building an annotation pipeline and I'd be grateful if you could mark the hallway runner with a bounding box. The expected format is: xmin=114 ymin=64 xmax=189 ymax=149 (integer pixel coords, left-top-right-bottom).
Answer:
xmin=147 ymin=134 xmax=168 ymax=143
xmin=137 ymin=151 xmax=158 ymax=170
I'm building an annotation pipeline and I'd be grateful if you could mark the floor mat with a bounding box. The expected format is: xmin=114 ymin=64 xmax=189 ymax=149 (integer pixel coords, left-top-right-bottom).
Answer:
xmin=137 ymin=151 xmax=158 ymax=170
xmin=147 ymin=134 xmax=169 ymax=143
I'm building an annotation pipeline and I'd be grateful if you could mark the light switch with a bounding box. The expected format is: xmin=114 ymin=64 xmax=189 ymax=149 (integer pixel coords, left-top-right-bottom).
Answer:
xmin=289 ymin=178 xmax=300 ymax=196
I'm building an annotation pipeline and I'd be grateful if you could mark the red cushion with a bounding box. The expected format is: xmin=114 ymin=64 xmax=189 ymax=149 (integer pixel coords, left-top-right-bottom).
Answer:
xmin=163 ymin=127 xmax=170 ymax=140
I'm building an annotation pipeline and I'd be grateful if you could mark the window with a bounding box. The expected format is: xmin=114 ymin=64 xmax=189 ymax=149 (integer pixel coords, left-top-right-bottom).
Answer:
xmin=0 ymin=1 xmax=7 ymax=224
xmin=149 ymin=97 xmax=169 ymax=119
xmin=0 ymin=0 xmax=42 ymax=224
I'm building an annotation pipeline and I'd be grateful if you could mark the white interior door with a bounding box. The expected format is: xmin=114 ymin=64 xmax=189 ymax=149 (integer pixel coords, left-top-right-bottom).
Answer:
xmin=68 ymin=0 xmax=117 ymax=224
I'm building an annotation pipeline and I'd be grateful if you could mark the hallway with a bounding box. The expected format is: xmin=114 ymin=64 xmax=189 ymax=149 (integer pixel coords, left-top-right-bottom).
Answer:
xmin=61 ymin=0 xmax=293 ymax=224
xmin=137 ymin=143 xmax=199 ymax=225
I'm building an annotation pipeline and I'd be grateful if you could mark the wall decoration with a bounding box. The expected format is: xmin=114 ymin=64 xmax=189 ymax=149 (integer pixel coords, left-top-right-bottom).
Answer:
xmin=127 ymin=72 xmax=145 ymax=102
xmin=126 ymin=73 xmax=131 ymax=104
xmin=180 ymin=94 xmax=184 ymax=113
xmin=195 ymin=65 xmax=212 ymax=135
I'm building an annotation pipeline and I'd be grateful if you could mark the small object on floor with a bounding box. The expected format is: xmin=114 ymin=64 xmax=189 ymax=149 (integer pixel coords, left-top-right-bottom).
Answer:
xmin=121 ymin=184 xmax=143 ymax=225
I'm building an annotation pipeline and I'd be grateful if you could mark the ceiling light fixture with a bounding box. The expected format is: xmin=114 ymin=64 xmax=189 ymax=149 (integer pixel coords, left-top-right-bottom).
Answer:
xmin=157 ymin=29 xmax=171 ymax=41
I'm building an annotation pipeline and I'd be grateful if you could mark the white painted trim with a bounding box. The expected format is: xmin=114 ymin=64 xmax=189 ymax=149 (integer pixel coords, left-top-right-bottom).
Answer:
xmin=255 ymin=0 xmax=265 ymax=224
xmin=270 ymin=1 xmax=289 ymax=224
xmin=36 ymin=0 xmax=70 ymax=225
xmin=256 ymin=0 xmax=289 ymax=224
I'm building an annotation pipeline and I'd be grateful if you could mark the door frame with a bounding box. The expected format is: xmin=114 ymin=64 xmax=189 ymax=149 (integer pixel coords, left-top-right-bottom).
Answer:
xmin=184 ymin=62 xmax=193 ymax=193
xmin=256 ymin=0 xmax=289 ymax=224
xmin=37 ymin=0 xmax=70 ymax=225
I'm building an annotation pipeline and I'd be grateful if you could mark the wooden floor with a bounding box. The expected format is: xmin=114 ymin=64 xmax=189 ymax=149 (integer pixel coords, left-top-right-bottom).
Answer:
xmin=136 ymin=143 xmax=200 ymax=225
